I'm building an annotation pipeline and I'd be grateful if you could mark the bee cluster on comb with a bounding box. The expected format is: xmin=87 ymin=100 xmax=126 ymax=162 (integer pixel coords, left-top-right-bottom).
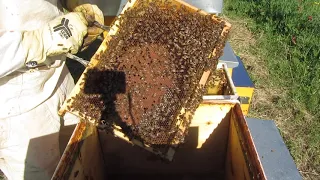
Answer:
xmin=67 ymin=0 xmax=230 ymax=148
xmin=206 ymin=68 xmax=228 ymax=95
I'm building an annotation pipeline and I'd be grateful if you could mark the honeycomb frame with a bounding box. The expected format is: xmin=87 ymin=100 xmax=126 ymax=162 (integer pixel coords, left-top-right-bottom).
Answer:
xmin=59 ymin=0 xmax=231 ymax=160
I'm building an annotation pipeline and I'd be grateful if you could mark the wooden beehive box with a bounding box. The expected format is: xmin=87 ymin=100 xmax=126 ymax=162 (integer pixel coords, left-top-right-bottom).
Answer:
xmin=53 ymin=102 xmax=267 ymax=180
xmin=203 ymin=63 xmax=238 ymax=101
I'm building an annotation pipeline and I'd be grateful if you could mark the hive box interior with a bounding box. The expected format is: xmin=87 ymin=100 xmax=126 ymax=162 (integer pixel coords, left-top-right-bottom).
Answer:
xmin=99 ymin=105 xmax=232 ymax=179
xmin=53 ymin=103 xmax=265 ymax=180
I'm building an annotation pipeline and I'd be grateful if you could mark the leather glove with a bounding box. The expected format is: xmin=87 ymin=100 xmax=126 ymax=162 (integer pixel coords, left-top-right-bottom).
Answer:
xmin=22 ymin=12 xmax=88 ymax=66
xmin=63 ymin=2 xmax=104 ymax=51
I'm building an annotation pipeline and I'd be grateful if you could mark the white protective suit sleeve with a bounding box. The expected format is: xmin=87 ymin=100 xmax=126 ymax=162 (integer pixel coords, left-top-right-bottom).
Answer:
xmin=0 ymin=65 xmax=79 ymax=180
xmin=0 ymin=31 xmax=26 ymax=78
xmin=0 ymin=1 xmax=81 ymax=179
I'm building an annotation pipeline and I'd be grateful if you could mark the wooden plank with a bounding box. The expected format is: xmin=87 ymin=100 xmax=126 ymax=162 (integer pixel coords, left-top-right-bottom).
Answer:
xmin=225 ymin=110 xmax=251 ymax=180
xmin=225 ymin=104 xmax=267 ymax=180
xmin=189 ymin=103 xmax=233 ymax=148
xmin=52 ymin=122 xmax=107 ymax=180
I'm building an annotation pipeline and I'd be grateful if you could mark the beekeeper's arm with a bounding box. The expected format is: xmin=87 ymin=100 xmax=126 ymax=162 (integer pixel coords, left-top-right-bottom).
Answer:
xmin=0 ymin=12 xmax=87 ymax=78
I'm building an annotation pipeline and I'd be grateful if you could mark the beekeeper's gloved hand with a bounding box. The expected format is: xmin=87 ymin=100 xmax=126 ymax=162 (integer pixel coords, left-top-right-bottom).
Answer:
xmin=61 ymin=2 xmax=104 ymax=51
xmin=22 ymin=12 xmax=88 ymax=66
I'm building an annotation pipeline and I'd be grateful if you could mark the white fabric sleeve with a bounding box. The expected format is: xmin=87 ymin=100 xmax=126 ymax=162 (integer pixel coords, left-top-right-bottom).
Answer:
xmin=0 ymin=31 xmax=26 ymax=78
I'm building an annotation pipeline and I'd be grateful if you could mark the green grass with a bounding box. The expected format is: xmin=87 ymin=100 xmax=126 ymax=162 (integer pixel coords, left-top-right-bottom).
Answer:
xmin=223 ymin=0 xmax=320 ymax=178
